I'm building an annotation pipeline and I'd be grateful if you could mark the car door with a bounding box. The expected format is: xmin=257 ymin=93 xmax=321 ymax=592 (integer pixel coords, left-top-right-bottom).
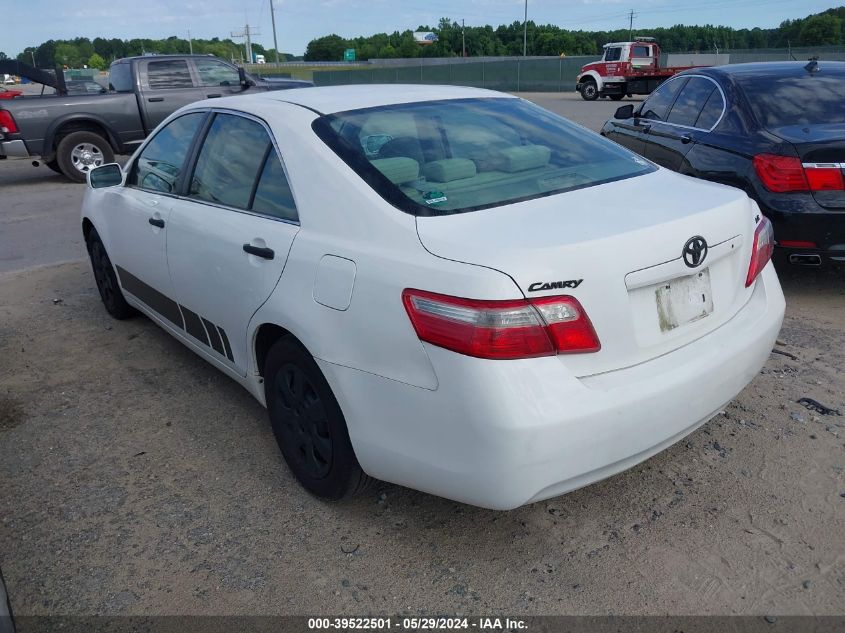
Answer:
xmin=604 ymin=111 xmax=650 ymax=155
xmin=165 ymin=111 xmax=300 ymax=375
xmin=106 ymin=111 xmax=207 ymax=328
xmin=139 ymin=59 xmax=207 ymax=130
xmin=643 ymin=76 xmax=722 ymax=171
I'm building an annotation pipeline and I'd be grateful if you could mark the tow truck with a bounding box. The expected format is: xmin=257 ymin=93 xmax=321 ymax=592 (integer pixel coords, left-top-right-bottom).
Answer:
xmin=576 ymin=38 xmax=705 ymax=101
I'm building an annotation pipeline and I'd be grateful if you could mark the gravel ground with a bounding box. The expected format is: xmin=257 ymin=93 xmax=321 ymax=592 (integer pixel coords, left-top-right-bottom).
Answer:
xmin=0 ymin=92 xmax=843 ymax=618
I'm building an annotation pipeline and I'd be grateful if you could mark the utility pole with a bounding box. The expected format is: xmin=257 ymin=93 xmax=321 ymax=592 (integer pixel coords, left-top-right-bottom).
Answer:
xmin=523 ymin=0 xmax=528 ymax=57
xmin=231 ymin=24 xmax=260 ymax=64
xmin=270 ymin=1 xmax=281 ymax=64
xmin=187 ymin=29 xmax=193 ymax=55
xmin=462 ymin=19 xmax=466 ymax=57
xmin=628 ymin=10 xmax=636 ymax=41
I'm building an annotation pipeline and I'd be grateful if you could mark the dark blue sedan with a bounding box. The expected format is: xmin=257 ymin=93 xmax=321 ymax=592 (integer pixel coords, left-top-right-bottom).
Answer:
xmin=602 ymin=61 xmax=845 ymax=267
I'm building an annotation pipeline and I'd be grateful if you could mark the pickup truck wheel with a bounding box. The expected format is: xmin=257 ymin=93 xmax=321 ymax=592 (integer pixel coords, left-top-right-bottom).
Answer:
xmin=609 ymin=94 xmax=625 ymax=101
xmin=580 ymin=80 xmax=598 ymax=101
xmin=86 ymin=230 xmax=135 ymax=320
xmin=45 ymin=159 xmax=62 ymax=174
xmin=264 ymin=337 xmax=373 ymax=500
xmin=56 ymin=131 xmax=114 ymax=183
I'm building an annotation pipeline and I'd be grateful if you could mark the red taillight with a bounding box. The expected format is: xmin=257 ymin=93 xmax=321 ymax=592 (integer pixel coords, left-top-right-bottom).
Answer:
xmin=778 ymin=240 xmax=817 ymax=249
xmin=805 ymin=165 xmax=844 ymax=191
xmin=745 ymin=217 xmax=775 ymax=287
xmin=402 ymin=289 xmax=600 ymax=360
xmin=753 ymin=154 xmax=845 ymax=192
xmin=753 ymin=154 xmax=807 ymax=192
xmin=0 ymin=110 xmax=18 ymax=134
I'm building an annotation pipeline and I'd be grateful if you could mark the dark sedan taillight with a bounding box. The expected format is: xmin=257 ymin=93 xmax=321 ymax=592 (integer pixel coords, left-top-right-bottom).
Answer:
xmin=753 ymin=154 xmax=844 ymax=192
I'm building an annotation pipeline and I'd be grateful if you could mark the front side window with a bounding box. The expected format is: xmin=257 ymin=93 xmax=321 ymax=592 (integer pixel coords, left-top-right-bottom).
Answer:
xmin=313 ymin=98 xmax=655 ymax=216
xmin=147 ymin=60 xmax=193 ymax=90
xmin=127 ymin=112 xmax=205 ymax=192
xmin=189 ymin=113 xmax=272 ymax=210
xmin=640 ymin=77 xmax=688 ymax=121
xmin=667 ymin=77 xmax=718 ymax=128
xmin=605 ymin=47 xmax=622 ymax=62
xmin=194 ymin=59 xmax=240 ymax=87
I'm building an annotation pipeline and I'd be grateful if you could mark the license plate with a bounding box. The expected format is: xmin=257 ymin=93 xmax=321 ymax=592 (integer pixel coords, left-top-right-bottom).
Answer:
xmin=655 ymin=269 xmax=713 ymax=332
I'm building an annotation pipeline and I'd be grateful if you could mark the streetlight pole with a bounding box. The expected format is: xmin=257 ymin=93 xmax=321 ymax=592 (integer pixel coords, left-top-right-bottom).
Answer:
xmin=187 ymin=29 xmax=193 ymax=55
xmin=523 ymin=0 xmax=528 ymax=57
xmin=270 ymin=1 xmax=281 ymax=64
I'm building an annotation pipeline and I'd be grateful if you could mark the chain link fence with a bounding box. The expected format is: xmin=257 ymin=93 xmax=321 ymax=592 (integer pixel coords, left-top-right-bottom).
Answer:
xmin=312 ymin=46 xmax=845 ymax=92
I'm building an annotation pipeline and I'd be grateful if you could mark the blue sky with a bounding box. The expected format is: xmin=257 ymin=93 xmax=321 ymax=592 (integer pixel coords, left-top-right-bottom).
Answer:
xmin=4 ymin=0 xmax=839 ymax=58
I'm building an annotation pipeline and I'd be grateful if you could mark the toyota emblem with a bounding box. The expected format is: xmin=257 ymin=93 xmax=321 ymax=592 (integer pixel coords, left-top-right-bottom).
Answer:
xmin=682 ymin=236 xmax=708 ymax=268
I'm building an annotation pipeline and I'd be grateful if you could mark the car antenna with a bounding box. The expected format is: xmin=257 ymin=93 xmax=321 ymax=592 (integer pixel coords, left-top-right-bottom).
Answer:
xmin=805 ymin=56 xmax=820 ymax=73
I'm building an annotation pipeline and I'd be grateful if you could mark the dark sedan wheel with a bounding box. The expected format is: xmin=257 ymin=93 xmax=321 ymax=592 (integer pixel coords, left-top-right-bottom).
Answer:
xmin=580 ymin=80 xmax=598 ymax=101
xmin=264 ymin=337 xmax=372 ymax=500
xmin=87 ymin=231 xmax=134 ymax=319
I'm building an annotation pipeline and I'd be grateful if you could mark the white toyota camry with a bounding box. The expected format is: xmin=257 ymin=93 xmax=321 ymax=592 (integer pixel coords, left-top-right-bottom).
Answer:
xmin=81 ymin=85 xmax=784 ymax=510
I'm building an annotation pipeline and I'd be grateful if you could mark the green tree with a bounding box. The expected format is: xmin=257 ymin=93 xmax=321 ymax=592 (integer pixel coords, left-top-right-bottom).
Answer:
xmin=88 ymin=53 xmax=106 ymax=70
xmin=0 ymin=52 xmax=7 ymax=61
xmin=55 ymin=42 xmax=80 ymax=67
xmin=304 ymin=34 xmax=347 ymax=61
xmin=798 ymin=14 xmax=842 ymax=45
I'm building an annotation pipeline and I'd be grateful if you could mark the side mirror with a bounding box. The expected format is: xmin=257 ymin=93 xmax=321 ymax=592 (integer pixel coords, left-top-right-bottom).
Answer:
xmin=88 ymin=163 xmax=124 ymax=189
xmin=237 ymin=67 xmax=254 ymax=89
xmin=614 ymin=104 xmax=635 ymax=120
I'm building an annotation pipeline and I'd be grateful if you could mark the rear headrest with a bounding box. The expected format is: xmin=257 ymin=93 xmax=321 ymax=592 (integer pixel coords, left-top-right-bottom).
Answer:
xmin=371 ymin=157 xmax=420 ymax=185
xmin=500 ymin=145 xmax=552 ymax=172
xmin=423 ymin=158 xmax=477 ymax=183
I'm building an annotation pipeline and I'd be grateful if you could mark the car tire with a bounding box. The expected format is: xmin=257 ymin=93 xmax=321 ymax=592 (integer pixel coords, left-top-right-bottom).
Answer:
xmin=580 ymin=80 xmax=598 ymax=101
xmin=264 ymin=336 xmax=373 ymax=500
xmin=56 ymin=131 xmax=114 ymax=183
xmin=609 ymin=94 xmax=625 ymax=101
xmin=87 ymin=230 xmax=135 ymax=320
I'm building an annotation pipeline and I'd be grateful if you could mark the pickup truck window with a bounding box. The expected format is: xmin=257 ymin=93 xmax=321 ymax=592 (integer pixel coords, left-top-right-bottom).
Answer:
xmin=147 ymin=60 xmax=193 ymax=90
xmin=127 ymin=112 xmax=205 ymax=193
xmin=195 ymin=59 xmax=240 ymax=87
xmin=109 ymin=62 xmax=133 ymax=92
xmin=188 ymin=113 xmax=271 ymax=210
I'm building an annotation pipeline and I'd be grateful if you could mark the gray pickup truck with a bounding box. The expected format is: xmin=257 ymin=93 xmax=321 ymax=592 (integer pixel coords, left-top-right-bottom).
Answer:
xmin=0 ymin=55 xmax=311 ymax=181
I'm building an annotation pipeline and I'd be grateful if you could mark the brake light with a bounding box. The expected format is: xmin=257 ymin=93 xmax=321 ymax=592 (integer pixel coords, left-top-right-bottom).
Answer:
xmin=402 ymin=289 xmax=600 ymax=360
xmin=804 ymin=165 xmax=844 ymax=191
xmin=778 ymin=240 xmax=817 ymax=249
xmin=745 ymin=217 xmax=774 ymax=287
xmin=0 ymin=110 xmax=18 ymax=134
xmin=753 ymin=155 xmax=807 ymax=192
xmin=753 ymin=154 xmax=845 ymax=192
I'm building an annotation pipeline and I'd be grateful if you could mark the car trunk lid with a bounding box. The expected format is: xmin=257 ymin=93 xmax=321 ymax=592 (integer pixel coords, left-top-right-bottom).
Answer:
xmin=415 ymin=168 xmax=759 ymax=377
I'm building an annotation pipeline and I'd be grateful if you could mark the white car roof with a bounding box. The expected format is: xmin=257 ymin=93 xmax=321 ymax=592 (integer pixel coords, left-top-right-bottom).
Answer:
xmin=253 ymin=84 xmax=516 ymax=115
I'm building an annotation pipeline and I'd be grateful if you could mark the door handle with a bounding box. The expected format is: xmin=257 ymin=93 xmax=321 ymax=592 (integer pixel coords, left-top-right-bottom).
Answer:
xmin=148 ymin=97 xmax=164 ymax=102
xmin=243 ymin=244 xmax=274 ymax=260
xmin=149 ymin=217 xmax=165 ymax=228
xmin=680 ymin=135 xmax=692 ymax=144
xmin=206 ymin=93 xmax=222 ymax=98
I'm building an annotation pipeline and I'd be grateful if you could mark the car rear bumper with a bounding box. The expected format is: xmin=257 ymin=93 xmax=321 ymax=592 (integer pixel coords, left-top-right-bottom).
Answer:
xmin=0 ymin=139 xmax=29 ymax=158
xmin=760 ymin=199 xmax=845 ymax=263
xmin=320 ymin=264 xmax=784 ymax=510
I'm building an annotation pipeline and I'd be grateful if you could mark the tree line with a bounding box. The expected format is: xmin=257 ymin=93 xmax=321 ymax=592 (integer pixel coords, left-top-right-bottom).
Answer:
xmin=304 ymin=7 xmax=845 ymax=61
xmin=3 ymin=37 xmax=293 ymax=70
xmin=2 ymin=6 xmax=842 ymax=69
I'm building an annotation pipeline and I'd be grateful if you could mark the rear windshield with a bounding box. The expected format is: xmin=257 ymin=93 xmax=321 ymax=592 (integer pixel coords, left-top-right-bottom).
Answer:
xmin=312 ymin=98 xmax=655 ymax=216
xmin=735 ymin=70 xmax=845 ymax=128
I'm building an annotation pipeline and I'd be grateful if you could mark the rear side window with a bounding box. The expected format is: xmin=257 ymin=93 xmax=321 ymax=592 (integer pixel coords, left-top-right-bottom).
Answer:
xmin=641 ymin=77 xmax=688 ymax=121
xmin=313 ymin=97 xmax=655 ymax=216
xmin=667 ymin=77 xmax=718 ymax=128
xmin=108 ymin=62 xmax=133 ymax=92
xmin=147 ymin=60 xmax=193 ymax=90
xmin=194 ymin=59 xmax=239 ymax=87
xmin=632 ymin=46 xmax=651 ymax=58
xmin=189 ymin=113 xmax=271 ymax=210
xmin=735 ymin=71 xmax=845 ymax=127
xmin=252 ymin=153 xmax=298 ymax=222
xmin=695 ymin=88 xmax=726 ymax=129
xmin=127 ymin=112 xmax=205 ymax=192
